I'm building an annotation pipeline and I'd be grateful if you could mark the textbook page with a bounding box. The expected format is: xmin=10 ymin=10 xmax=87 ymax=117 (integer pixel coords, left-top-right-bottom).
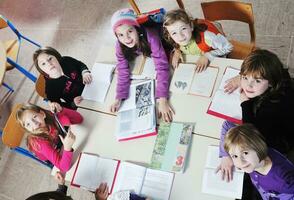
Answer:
xmin=170 ymin=63 xmax=194 ymax=94
xmin=202 ymin=145 xmax=244 ymax=199
xmin=82 ymin=63 xmax=115 ymax=103
xmin=71 ymin=153 xmax=119 ymax=192
xmin=207 ymin=67 xmax=242 ymax=123
xmin=141 ymin=168 xmax=174 ymax=200
xmin=112 ymin=162 xmax=147 ymax=194
xmin=189 ymin=66 xmax=218 ymax=97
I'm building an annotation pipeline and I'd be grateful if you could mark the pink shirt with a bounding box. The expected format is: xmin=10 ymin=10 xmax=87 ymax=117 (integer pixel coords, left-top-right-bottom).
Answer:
xmin=31 ymin=107 xmax=83 ymax=172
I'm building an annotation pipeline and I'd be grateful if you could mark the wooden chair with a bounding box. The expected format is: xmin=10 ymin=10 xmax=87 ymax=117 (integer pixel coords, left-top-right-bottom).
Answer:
xmin=35 ymin=75 xmax=47 ymax=100
xmin=200 ymin=1 xmax=256 ymax=59
xmin=1 ymin=104 xmax=53 ymax=168
xmin=0 ymin=15 xmax=41 ymax=82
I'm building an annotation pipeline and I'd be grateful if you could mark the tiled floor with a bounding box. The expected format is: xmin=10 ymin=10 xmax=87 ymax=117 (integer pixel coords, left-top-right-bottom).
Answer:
xmin=0 ymin=0 xmax=293 ymax=199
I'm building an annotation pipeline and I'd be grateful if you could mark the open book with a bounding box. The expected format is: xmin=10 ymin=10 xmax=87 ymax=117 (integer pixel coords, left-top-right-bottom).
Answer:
xmin=82 ymin=63 xmax=115 ymax=103
xmin=207 ymin=67 xmax=242 ymax=124
xmin=170 ymin=63 xmax=218 ymax=97
xmin=150 ymin=121 xmax=194 ymax=173
xmin=202 ymin=145 xmax=244 ymax=199
xmin=71 ymin=153 xmax=174 ymax=200
xmin=116 ymin=79 xmax=156 ymax=141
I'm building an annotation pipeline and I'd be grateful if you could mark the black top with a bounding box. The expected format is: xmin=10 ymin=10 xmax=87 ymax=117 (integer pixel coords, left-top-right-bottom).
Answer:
xmin=241 ymin=77 xmax=294 ymax=154
xmin=45 ymin=56 xmax=88 ymax=109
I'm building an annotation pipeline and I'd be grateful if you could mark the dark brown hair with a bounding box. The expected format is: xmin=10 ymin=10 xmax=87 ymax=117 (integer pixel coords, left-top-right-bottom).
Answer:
xmin=118 ymin=26 xmax=151 ymax=61
xmin=33 ymin=47 xmax=62 ymax=78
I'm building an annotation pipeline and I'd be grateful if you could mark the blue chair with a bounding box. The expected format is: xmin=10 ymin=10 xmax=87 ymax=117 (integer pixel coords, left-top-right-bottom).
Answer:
xmin=1 ymin=104 xmax=53 ymax=169
xmin=0 ymin=15 xmax=41 ymax=82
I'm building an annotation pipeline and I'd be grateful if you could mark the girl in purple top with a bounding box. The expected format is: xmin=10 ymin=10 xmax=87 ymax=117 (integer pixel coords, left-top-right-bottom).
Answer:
xmin=110 ymin=8 xmax=174 ymax=122
xmin=224 ymin=124 xmax=294 ymax=200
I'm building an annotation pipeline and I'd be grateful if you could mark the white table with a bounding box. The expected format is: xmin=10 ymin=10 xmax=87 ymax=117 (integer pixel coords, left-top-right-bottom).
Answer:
xmin=59 ymin=108 xmax=234 ymax=200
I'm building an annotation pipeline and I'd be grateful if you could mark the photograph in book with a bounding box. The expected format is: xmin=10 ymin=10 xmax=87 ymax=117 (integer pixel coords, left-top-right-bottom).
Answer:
xmin=150 ymin=122 xmax=194 ymax=173
xmin=207 ymin=66 xmax=242 ymax=124
xmin=116 ymin=80 xmax=156 ymax=141
xmin=202 ymin=145 xmax=244 ymax=199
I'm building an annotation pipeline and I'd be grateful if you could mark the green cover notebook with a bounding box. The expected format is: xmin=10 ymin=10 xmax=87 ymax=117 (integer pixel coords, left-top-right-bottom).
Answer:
xmin=150 ymin=122 xmax=194 ymax=173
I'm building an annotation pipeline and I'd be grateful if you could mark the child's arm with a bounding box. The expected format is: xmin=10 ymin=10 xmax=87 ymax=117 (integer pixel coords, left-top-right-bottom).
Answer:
xmin=115 ymin=42 xmax=131 ymax=100
xmin=203 ymin=31 xmax=233 ymax=62
xmin=170 ymin=48 xmax=183 ymax=69
xmin=57 ymin=107 xmax=83 ymax=126
xmin=38 ymin=138 xmax=74 ymax=172
xmin=146 ymin=28 xmax=170 ymax=99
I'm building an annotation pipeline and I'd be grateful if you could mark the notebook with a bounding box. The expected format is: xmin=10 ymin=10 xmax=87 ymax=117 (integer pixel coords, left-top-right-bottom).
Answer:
xmin=202 ymin=145 xmax=244 ymax=199
xmin=71 ymin=153 xmax=174 ymax=200
xmin=170 ymin=63 xmax=218 ymax=97
xmin=207 ymin=66 xmax=242 ymax=124
xmin=82 ymin=63 xmax=115 ymax=103
xmin=150 ymin=121 xmax=194 ymax=173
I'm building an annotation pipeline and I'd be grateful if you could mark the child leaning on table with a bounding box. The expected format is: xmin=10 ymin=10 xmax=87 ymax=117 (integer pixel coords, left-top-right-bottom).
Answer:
xmin=163 ymin=9 xmax=233 ymax=71
xmin=223 ymin=124 xmax=294 ymax=200
xmin=16 ymin=103 xmax=83 ymax=172
xmin=110 ymin=8 xmax=174 ymax=122
xmin=33 ymin=46 xmax=92 ymax=111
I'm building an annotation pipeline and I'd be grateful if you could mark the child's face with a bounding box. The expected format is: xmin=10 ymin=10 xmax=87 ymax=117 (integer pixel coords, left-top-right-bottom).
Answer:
xmin=165 ymin=20 xmax=193 ymax=46
xmin=229 ymin=146 xmax=262 ymax=173
xmin=21 ymin=110 xmax=46 ymax=133
xmin=240 ymin=74 xmax=269 ymax=98
xmin=115 ymin=24 xmax=139 ymax=48
xmin=37 ymin=53 xmax=63 ymax=78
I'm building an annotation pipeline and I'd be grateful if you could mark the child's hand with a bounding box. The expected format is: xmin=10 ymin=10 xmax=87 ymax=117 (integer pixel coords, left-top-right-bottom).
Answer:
xmin=82 ymin=71 xmax=92 ymax=84
xmin=55 ymin=171 xmax=65 ymax=185
xmin=224 ymin=75 xmax=240 ymax=94
xmin=49 ymin=102 xmax=62 ymax=113
xmin=171 ymin=49 xmax=183 ymax=69
xmin=195 ymin=56 xmax=209 ymax=73
xmin=95 ymin=183 xmax=109 ymax=200
xmin=110 ymin=99 xmax=122 ymax=113
xmin=215 ymin=156 xmax=234 ymax=182
xmin=59 ymin=130 xmax=76 ymax=151
xmin=240 ymin=88 xmax=249 ymax=103
xmin=74 ymin=96 xmax=83 ymax=105
xmin=157 ymin=97 xmax=175 ymax=123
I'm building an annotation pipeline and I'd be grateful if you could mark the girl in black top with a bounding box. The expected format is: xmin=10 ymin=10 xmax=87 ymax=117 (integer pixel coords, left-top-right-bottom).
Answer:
xmin=33 ymin=47 xmax=92 ymax=111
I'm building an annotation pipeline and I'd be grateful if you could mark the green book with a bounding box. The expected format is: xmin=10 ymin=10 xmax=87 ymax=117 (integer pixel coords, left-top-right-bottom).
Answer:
xmin=150 ymin=121 xmax=194 ymax=173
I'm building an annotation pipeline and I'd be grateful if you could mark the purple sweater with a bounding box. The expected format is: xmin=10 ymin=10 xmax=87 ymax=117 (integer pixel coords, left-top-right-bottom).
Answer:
xmin=250 ymin=148 xmax=294 ymax=200
xmin=115 ymin=27 xmax=170 ymax=100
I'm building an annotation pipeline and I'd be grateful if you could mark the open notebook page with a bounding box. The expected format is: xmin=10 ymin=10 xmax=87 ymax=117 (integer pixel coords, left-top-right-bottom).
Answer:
xmin=141 ymin=169 xmax=174 ymax=200
xmin=82 ymin=63 xmax=115 ymax=103
xmin=112 ymin=162 xmax=146 ymax=194
xmin=202 ymin=145 xmax=244 ymax=199
xmin=170 ymin=63 xmax=194 ymax=94
xmin=189 ymin=67 xmax=218 ymax=97
xmin=72 ymin=153 xmax=119 ymax=192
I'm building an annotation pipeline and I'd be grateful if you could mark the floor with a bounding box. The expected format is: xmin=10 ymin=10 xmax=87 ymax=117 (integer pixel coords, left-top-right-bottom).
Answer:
xmin=0 ymin=0 xmax=293 ymax=199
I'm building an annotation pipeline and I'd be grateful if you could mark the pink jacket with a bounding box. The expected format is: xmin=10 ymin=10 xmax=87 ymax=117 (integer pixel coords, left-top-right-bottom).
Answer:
xmin=31 ymin=107 xmax=83 ymax=172
xmin=115 ymin=27 xmax=170 ymax=100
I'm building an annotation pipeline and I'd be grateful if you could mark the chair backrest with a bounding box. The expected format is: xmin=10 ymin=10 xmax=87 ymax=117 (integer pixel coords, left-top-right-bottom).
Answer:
xmin=35 ymin=75 xmax=47 ymax=98
xmin=201 ymin=1 xmax=255 ymax=44
xmin=2 ymin=104 xmax=25 ymax=148
xmin=0 ymin=16 xmax=8 ymax=29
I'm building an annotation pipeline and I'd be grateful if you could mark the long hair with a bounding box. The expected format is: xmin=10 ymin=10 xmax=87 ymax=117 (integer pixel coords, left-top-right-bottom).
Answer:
xmin=163 ymin=9 xmax=207 ymax=49
xmin=119 ymin=26 xmax=151 ymax=61
xmin=33 ymin=46 xmax=62 ymax=78
xmin=240 ymin=49 xmax=291 ymax=112
xmin=16 ymin=104 xmax=59 ymax=152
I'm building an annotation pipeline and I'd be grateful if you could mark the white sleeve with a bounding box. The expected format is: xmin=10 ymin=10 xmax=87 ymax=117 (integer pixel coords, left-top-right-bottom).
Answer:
xmin=203 ymin=31 xmax=233 ymax=61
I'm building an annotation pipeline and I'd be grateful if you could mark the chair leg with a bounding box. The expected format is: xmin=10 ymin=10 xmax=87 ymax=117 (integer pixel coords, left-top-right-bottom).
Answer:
xmin=0 ymin=82 xmax=14 ymax=105
xmin=6 ymin=57 xmax=37 ymax=82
